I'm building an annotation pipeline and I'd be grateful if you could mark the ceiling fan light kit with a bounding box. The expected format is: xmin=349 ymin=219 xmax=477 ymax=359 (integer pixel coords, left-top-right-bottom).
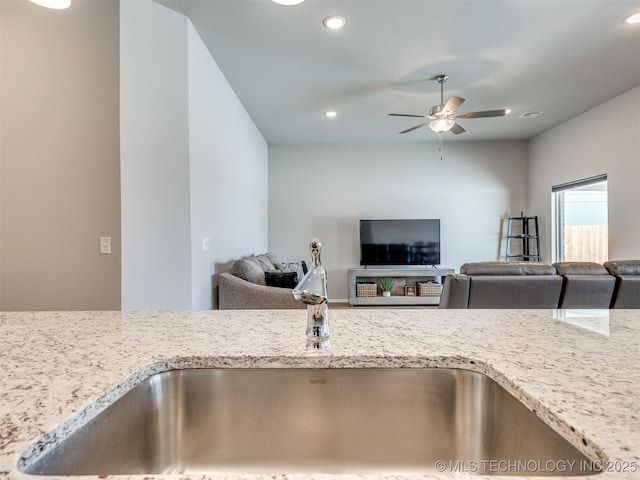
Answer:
xmin=388 ymin=74 xmax=510 ymax=137
xmin=429 ymin=118 xmax=455 ymax=133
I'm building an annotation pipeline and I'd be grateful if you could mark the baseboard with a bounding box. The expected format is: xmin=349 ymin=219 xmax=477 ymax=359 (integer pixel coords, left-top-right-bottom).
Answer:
xmin=329 ymin=298 xmax=348 ymax=304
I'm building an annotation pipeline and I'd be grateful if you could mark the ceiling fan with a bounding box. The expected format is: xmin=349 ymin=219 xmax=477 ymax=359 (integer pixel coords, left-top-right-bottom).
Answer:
xmin=388 ymin=74 xmax=511 ymax=135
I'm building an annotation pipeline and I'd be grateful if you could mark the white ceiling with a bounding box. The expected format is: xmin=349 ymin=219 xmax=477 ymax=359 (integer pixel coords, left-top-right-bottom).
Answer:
xmin=154 ymin=0 xmax=640 ymax=144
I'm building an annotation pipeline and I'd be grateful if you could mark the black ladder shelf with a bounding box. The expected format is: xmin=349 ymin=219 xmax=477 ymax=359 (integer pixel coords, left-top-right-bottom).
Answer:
xmin=506 ymin=215 xmax=541 ymax=262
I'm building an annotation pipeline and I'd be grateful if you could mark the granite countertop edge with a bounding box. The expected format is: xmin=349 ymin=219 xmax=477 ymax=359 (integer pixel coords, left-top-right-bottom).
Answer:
xmin=1 ymin=309 xmax=639 ymax=480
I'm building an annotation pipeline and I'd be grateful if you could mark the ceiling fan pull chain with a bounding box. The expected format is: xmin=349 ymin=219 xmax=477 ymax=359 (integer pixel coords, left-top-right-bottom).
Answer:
xmin=439 ymin=132 xmax=444 ymax=161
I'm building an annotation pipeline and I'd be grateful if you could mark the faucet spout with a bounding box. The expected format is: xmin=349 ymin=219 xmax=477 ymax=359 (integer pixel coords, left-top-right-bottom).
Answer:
xmin=293 ymin=238 xmax=330 ymax=349
xmin=292 ymin=268 xmax=328 ymax=305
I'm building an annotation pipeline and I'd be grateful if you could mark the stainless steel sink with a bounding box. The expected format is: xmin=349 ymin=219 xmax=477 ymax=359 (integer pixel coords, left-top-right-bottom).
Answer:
xmin=21 ymin=368 xmax=598 ymax=476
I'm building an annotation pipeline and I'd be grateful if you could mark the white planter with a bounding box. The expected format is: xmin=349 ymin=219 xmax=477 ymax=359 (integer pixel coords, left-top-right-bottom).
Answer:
xmin=382 ymin=291 xmax=391 ymax=297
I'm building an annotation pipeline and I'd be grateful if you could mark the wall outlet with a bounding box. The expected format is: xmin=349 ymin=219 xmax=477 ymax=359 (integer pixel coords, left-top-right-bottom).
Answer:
xmin=100 ymin=237 xmax=111 ymax=255
xmin=202 ymin=237 xmax=210 ymax=251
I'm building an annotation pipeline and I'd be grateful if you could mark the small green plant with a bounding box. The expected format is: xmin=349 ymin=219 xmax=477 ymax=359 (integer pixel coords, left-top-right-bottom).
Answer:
xmin=379 ymin=277 xmax=394 ymax=292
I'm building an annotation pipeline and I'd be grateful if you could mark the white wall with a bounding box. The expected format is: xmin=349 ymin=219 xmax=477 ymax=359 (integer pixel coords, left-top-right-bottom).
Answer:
xmin=121 ymin=0 xmax=269 ymax=310
xmin=1 ymin=0 xmax=121 ymax=311
xmin=269 ymin=141 xmax=528 ymax=299
xmin=529 ymin=86 xmax=640 ymax=261
xmin=120 ymin=0 xmax=192 ymax=310
xmin=187 ymin=23 xmax=268 ymax=309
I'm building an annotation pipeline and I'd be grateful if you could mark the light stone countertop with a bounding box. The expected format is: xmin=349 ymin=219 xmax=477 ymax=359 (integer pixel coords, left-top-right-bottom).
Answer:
xmin=1 ymin=309 xmax=639 ymax=480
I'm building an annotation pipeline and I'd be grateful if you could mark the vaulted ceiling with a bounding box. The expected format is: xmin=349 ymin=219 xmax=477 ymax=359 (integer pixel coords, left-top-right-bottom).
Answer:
xmin=155 ymin=0 xmax=640 ymax=144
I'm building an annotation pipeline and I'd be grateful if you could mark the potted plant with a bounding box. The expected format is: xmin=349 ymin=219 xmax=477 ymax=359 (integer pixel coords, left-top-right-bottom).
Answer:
xmin=379 ymin=277 xmax=394 ymax=297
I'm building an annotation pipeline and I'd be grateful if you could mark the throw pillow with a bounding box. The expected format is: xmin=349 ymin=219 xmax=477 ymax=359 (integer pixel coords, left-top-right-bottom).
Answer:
xmin=254 ymin=253 xmax=276 ymax=271
xmin=265 ymin=270 xmax=298 ymax=289
xmin=229 ymin=257 xmax=266 ymax=285
xmin=280 ymin=261 xmax=308 ymax=282
xmin=264 ymin=252 xmax=282 ymax=269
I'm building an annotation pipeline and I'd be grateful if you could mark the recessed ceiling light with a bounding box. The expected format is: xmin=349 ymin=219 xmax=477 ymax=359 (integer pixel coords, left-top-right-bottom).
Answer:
xmin=323 ymin=16 xmax=347 ymax=30
xmin=29 ymin=0 xmax=70 ymax=9
xmin=272 ymin=0 xmax=304 ymax=5
xmin=324 ymin=111 xmax=337 ymax=118
xmin=623 ymin=10 xmax=640 ymax=24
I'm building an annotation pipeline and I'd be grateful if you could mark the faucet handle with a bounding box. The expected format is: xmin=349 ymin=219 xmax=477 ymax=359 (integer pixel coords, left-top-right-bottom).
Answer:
xmin=310 ymin=238 xmax=322 ymax=267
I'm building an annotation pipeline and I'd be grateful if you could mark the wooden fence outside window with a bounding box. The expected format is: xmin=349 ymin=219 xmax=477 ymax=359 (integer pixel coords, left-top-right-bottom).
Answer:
xmin=563 ymin=225 xmax=608 ymax=263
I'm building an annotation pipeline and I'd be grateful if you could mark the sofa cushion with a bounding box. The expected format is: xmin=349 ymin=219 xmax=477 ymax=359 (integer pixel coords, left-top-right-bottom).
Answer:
xmin=553 ymin=262 xmax=609 ymax=275
xmin=229 ymin=257 xmax=266 ymax=285
xmin=558 ymin=275 xmax=616 ymax=308
xmin=461 ymin=261 xmax=556 ymax=276
xmin=468 ymin=275 xmax=563 ymax=308
xmin=610 ymin=276 xmax=640 ymax=308
xmin=250 ymin=253 xmax=275 ymax=271
xmin=604 ymin=261 xmax=640 ymax=308
xmin=264 ymin=270 xmax=298 ymax=289
xmin=604 ymin=260 xmax=640 ymax=275
xmin=264 ymin=252 xmax=281 ymax=269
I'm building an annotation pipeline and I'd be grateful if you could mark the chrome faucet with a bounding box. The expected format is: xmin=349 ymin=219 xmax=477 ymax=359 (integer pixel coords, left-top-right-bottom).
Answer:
xmin=293 ymin=238 xmax=330 ymax=349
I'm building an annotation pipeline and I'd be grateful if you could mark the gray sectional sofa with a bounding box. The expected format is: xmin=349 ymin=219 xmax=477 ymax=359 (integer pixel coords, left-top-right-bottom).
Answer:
xmin=439 ymin=260 xmax=640 ymax=309
xmin=218 ymin=253 xmax=306 ymax=310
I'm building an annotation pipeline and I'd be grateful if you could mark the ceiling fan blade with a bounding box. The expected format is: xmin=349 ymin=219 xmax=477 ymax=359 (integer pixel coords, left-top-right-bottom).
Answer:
xmin=388 ymin=113 xmax=426 ymax=118
xmin=451 ymin=109 xmax=509 ymax=119
xmin=450 ymin=122 xmax=466 ymax=135
xmin=442 ymin=96 xmax=465 ymax=114
xmin=399 ymin=122 xmax=429 ymax=134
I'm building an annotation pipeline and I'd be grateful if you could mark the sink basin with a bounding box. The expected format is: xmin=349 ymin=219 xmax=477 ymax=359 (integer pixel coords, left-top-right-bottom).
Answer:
xmin=21 ymin=368 xmax=598 ymax=476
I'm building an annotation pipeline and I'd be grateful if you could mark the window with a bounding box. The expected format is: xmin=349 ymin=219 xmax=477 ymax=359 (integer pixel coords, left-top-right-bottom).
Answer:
xmin=552 ymin=175 xmax=608 ymax=263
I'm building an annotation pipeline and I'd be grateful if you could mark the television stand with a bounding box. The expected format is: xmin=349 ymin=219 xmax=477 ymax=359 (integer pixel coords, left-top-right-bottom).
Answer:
xmin=348 ymin=266 xmax=454 ymax=306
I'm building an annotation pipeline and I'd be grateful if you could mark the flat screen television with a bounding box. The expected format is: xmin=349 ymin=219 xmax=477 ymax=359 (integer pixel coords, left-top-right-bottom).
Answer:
xmin=360 ymin=219 xmax=440 ymax=266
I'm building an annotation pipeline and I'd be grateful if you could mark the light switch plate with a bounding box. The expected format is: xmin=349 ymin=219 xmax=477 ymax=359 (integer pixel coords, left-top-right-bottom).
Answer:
xmin=202 ymin=237 xmax=210 ymax=251
xmin=100 ymin=237 xmax=111 ymax=255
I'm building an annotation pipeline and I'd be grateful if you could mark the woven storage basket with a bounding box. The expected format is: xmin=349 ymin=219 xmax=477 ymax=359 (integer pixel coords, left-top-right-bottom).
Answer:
xmin=356 ymin=282 xmax=377 ymax=297
xmin=418 ymin=282 xmax=443 ymax=297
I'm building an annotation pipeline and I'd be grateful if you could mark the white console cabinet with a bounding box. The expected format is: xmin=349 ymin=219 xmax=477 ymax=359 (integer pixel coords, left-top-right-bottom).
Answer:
xmin=347 ymin=266 xmax=455 ymax=306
